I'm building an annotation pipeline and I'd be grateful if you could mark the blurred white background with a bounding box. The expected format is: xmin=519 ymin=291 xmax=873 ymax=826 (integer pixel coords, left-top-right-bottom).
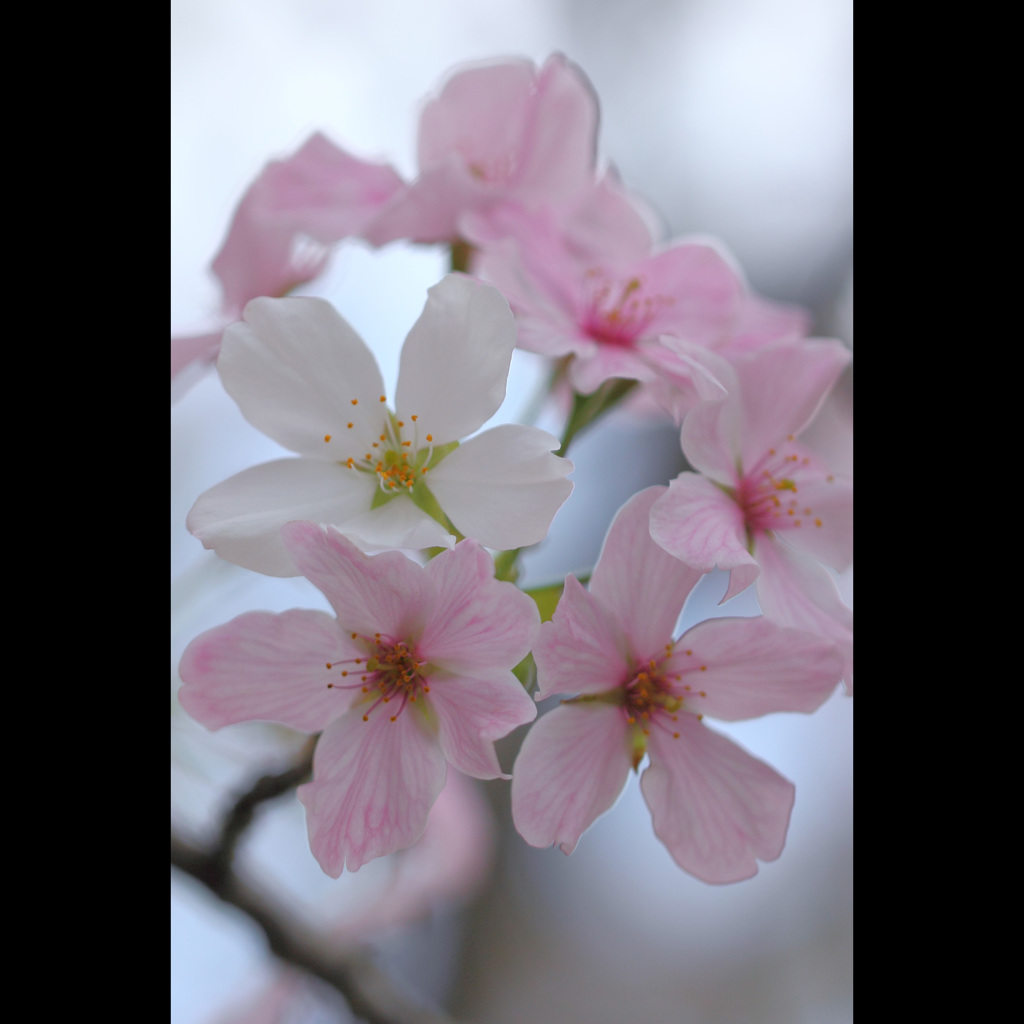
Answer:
xmin=171 ymin=1 xmax=852 ymax=1021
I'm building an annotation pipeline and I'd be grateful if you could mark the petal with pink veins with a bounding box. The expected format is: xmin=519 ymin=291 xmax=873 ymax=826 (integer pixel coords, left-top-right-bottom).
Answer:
xmin=420 ymin=539 xmax=539 ymax=670
xmin=666 ymin=616 xmax=841 ymax=721
xmin=428 ymin=667 xmax=538 ymax=779
xmin=511 ymin=702 xmax=631 ymax=854
xmin=649 ymin=473 xmax=760 ymax=602
xmin=298 ymin=705 xmax=447 ymax=876
xmin=642 ymin=714 xmax=795 ymax=884
xmin=281 ymin=522 xmax=431 ymax=641
xmin=589 ymin=486 xmax=705 ymax=659
xmin=754 ymin=537 xmax=853 ymax=691
xmin=532 ymin=575 xmax=631 ymax=699
xmin=178 ymin=609 xmax=351 ymax=732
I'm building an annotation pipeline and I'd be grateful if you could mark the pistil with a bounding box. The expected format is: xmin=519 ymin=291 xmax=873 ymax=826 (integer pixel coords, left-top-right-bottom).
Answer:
xmin=326 ymin=631 xmax=429 ymax=723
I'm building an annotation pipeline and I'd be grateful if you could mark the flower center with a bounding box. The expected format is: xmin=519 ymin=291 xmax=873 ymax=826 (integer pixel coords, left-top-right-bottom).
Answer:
xmin=463 ymin=148 xmax=519 ymax=185
xmin=579 ymin=272 xmax=671 ymax=348
xmin=326 ymin=632 xmax=430 ymax=723
xmin=735 ymin=436 xmax=826 ymax=543
xmin=324 ymin=402 xmax=456 ymax=500
xmin=564 ymin=643 xmax=709 ymax=769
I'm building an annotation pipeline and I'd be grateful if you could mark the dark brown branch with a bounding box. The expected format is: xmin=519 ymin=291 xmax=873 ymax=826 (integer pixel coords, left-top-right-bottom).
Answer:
xmin=172 ymin=829 xmax=467 ymax=1024
xmin=205 ymin=737 xmax=316 ymax=887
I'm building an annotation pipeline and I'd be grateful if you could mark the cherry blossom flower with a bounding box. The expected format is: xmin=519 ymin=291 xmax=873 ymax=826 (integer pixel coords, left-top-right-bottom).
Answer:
xmin=187 ymin=273 xmax=573 ymax=576
xmin=179 ymin=522 xmax=539 ymax=876
xmin=649 ymin=337 xmax=853 ymax=686
xmin=363 ymin=54 xmax=600 ymax=247
xmin=478 ymin=216 xmax=741 ymax=415
xmin=172 ymin=133 xmax=404 ymax=388
xmin=511 ymin=486 xmax=842 ymax=883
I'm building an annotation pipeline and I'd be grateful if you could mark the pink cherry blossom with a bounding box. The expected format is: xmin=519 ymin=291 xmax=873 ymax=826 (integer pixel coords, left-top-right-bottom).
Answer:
xmin=179 ymin=523 xmax=539 ymax=876
xmin=187 ymin=273 xmax=573 ymax=575
xmin=649 ymin=337 xmax=853 ymax=687
xmin=363 ymin=54 xmax=600 ymax=247
xmin=511 ymin=486 xmax=842 ymax=883
xmin=172 ymin=133 xmax=404 ymax=388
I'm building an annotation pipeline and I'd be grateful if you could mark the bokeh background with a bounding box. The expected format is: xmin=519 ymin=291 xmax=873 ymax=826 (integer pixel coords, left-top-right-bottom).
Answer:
xmin=171 ymin=1 xmax=852 ymax=1021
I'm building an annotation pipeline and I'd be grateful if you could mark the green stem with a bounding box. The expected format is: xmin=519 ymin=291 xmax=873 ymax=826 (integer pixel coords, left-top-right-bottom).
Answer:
xmin=450 ymin=239 xmax=474 ymax=274
xmin=492 ymin=548 xmax=521 ymax=583
xmin=558 ymin=378 xmax=639 ymax=457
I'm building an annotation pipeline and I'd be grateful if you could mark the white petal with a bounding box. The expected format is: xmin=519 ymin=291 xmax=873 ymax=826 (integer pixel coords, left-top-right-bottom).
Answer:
xmin=426 ymin=425 xmax=573 ymax=549
xmin=187 ymin=458 xmax=377 ymax=576
xmin=394 ymin=274 xmax=517 ymax=445
xmin=335 ymin=493 xmax=456 ymax=552
xmin=219 ymin=296 xmax=388 ymax=457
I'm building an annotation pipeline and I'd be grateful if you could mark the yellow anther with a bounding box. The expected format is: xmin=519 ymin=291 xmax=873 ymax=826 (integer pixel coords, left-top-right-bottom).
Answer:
xmin=324 ymin=434 xmax=331 ymax=442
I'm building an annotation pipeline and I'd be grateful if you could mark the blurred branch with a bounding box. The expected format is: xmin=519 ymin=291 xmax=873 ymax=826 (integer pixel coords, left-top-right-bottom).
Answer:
xmin=206 ymin=736 xmax=317 ymax=886
xmin=172 ymin=832 xmax=465 ymax=1024
xmin=171 ymin=741 xmax=467 ymax=1024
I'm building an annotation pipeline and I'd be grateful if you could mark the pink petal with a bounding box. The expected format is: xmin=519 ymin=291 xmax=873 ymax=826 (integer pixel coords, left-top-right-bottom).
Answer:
xmin=419 ymin=540 xmax=539 ymax=670
xmin=417 ymin=59 xmax=537 ymax=173
xmin=187 ymin=458 xmax=377 ymax=577
xmin=511 ymin=702 xmax=632 ymax=854
xmin=428 ymin=666 xmax=538 ymax=779
xmin=769 ymin=467 xmax=853 ymax=571
xmin=641 ymin=714 xmax=795 ymax=883
xmin=649 ymin=473 xmax=760 ymax=602
xmin=589 ymin=486 xmax=705 ymax=659
xmin=511 ymin=53 xmax=599 ymax=203
xmin=218 ymin=296 xmax=387 ymax=458
xmin=298 ymin=705 xmax=447 ymax=876
xmin=532 ymin=575 xmax=631 ymax=700
xmin=212 ymin=133 xmax=404 ymax=313
xmin=331 ymin=771 xmax=495 ymax=940
xmin=754 ymin=537 xmax=853 ymax=691
xmin=281 ymin=522 xmax=431 ymax=641
xmin=640 ymin=337 xmax=730 ymax=424
xmin=425 ymin=424 xmax=573 ymax=550
xmin=394 ymin=274 xmax=516 ymax=445
xmin=635 ymin=243 xmax=743 ymax=345
xmin=170 ymin=329 xmax=222 ymax=382
xmin=566 ymin=342 xmax=657 ymax=395
xmin=716 ymin=292 xmax=810 ymax=358
xmin=666 ymin=616 xmax=841 ymax=721
xmin=733 ymin=338 xmax=851 ymax=472
xmin=178 ymin=609 xmax=349 ymax=732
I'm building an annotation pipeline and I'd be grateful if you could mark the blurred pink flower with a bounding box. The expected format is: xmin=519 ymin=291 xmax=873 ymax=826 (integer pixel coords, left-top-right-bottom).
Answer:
xmin=649 ymin=337 xmax=853 ymax=687
xmin=477 ymin=208 xmax=740 ymax=416
xmin=511 ymin=486 xmax=842 ymax=883
xmin=363 ymin=54 xmax=600 ymax=246
xmin=179 ymin=523 xmax=538 ymax=876
xmin=187 ymin=274 xmax=573 ymax=575
xmin=331 ymin=769 xmax=496 ymax=940
xmin=172 ymin=133 xmax=404 ymax=389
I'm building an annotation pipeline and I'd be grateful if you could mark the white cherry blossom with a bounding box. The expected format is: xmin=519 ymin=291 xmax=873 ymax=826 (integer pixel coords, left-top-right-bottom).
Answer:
xmin=188 ymin=274 xmax=573 ymax=575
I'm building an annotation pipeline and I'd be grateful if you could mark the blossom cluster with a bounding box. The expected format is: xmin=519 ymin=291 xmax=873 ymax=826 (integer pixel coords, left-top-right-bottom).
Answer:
xmin=175 ymin=54 xmax=852 ymax=886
